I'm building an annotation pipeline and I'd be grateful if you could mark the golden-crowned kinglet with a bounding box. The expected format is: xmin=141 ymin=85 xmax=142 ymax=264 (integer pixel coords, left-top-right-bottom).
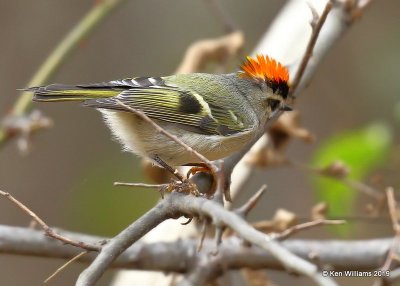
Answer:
xmin=29 ymin=55 xmax=291 ymax=166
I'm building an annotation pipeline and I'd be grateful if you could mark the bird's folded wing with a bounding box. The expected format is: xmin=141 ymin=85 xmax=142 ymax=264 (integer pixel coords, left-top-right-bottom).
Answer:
xmin=84 ymin=86 xmax=249 ymax=136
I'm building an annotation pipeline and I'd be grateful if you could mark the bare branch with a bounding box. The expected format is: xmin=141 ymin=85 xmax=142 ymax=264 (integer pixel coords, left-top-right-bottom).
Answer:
xmin=344 ymin=178 xmax=385 ymax=201
xmin=44 ymin=251 xmax=88 ymax=283
xmin=197 ymin=219 xmax=208 ymax=252
xmin=0 ymin=190 xmax=100 ymax=251
xmin=178 ymin=256 xmax=222 ymax=286
xmin=167 ymin=193 xmax=335 ymax=285
xmin=76 ymin=192 xmax=336 ymax=285
xmin=290 ymin=159 xmax=385 ymax=202
xmin=227 ymin=0 xmax=375 ymax=206
xmin=275 ymin=219 xmax=346 ymax=241
xmin=114 ymin=100 xmax=217 ymax=175
xmin=113 ymin=182 xmax=167 ymax=189
xmin=381 ymin=187 xmax=400 ymax=270
xmin=76 ymin=197 xmax=175 ymax=285
xmin=235 ymin=185 xmax=267 ymax=217
xmin=0 ymin=224 xmax=394 ymax=273
xmin=220 ymin=0 xmax=337 ymax=199
xmin=288 ymin=0 xmax=333 ymax=98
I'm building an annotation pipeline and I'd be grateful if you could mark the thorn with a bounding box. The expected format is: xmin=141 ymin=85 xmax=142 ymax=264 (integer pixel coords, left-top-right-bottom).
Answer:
xmin=235 ymin=185 xmax=267 ymax=218
xmin=44 ymin=251 xmax=88 ymax=283
xmin=307 ymin=3 xmax=319 ymax=30
xmin=211 ymin=226 xmax=224 ymax=256
xmin=197 ymin=219 xmax=208 ymax=252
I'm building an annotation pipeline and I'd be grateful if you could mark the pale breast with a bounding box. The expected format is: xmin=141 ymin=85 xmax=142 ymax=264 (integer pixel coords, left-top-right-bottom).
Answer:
xmin=100 ymin=110 xmax=256 ymax=166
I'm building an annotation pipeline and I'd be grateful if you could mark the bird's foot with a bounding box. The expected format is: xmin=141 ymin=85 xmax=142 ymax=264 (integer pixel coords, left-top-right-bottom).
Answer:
xmin=185 ymin=163 xmax=217 ymax=198
xmin=160 ymin=179 xmax=200 ymax=197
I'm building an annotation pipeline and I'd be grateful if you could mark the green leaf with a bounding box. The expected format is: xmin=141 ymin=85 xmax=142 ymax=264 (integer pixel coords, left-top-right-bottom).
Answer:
xmin=311 ymin=123 xmax=391 ymax=221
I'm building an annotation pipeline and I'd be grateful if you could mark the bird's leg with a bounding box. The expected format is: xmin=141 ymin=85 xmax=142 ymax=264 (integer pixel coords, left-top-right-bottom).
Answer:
xmin=153 ymin=155 xmax=200 ymax=197
xmin=152 ymin=154 xmax=184 ymax=182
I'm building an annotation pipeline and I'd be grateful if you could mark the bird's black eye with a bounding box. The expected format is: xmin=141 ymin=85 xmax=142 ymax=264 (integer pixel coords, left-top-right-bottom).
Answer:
xmin=267 ymin=99 xmax=280 ymax=111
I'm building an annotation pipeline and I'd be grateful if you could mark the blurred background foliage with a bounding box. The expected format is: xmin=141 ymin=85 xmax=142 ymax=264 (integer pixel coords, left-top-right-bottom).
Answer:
xmin=311 ymin=123 xmax=392 ymax=235
xmin=0 ymin=0 xmax=399 ymax=285
xmin=67 ymin=152 xmax=157 ymax=236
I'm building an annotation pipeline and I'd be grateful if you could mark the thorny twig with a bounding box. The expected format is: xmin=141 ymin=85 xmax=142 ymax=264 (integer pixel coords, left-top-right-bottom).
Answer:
xmin=197 ymin=219 xmax=208 ymax=252
xmin=77 ymin=195 xmax=175 ymax=286
xmin=114 ymin=99 xmax=228 ymax=200
xmin=0 ymin=190 xmax=100 ymax=252
xmin=140 ymin=30 xmax=244 ymax=195
xmin=172 ymin=194 xmax=336 ymax=286
xmin=274 ymin=219 xmax=346 ymax=241
xmin=102 ymin=2 xmax=365 ymax=284
xmin=114 ymin=100 xmax=217 ymax=175
xmin=235 ymin=185 xmax=267 ymax=218
xmin=113 ymin=182 xmax=167 ymax=189
xmin=223 ymin=0 xmax=338 ymax=205
xmin=44 ymin=251 xmax=88 ymax=283
xmin=290 ymin=159 xmax=385 ymax=202
xmin=345 ymin=178 xmax=385 ymax=201
xmin=222 ymin=186 xmax=268 ymax=240
xmin=381 ymin=187 xmax=400 ymax=271
xmin=225 ymin=0 xmax=377 ymax=209
xmin=0 ymin=1 xmax=382 ymax=283
xmin=209 ymin=186 xmax=267 ymax=255
xmin=0 ymin=224 xmax=396 ymax=272
xmin=288 ymin=0 xmax=333 ymax=98
xmin=76 ymin=192 xmax=336 ymax=286
xmin=178 ymin=255 xmax=222 ymax=286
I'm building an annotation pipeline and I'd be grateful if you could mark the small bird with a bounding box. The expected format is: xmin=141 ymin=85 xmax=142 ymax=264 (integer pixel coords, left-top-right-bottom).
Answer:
xmin=29 ymin=55 xmax=291 ymax=167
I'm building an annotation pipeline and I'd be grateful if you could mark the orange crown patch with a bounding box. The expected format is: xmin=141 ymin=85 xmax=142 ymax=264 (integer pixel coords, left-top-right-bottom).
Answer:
xmin=240 ymin=54 xmax=289 ymax=84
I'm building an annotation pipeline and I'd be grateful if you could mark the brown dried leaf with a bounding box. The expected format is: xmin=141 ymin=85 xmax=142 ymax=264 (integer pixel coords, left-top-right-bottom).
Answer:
xmin=272 ymin=209 xmax=298 ymax=232
xmin=365 ymin=203 xmax=376 ymax=215
xmin=176 ymin=31 xmax=245 ymax=74
xmin=268 ymin=111 xmax=315 ymax=152
xmin=311 ymin=202 xmax=329 ymax=220
xmin=1 ymin=110 xmax=53 ymax=154
xmin=251 ymin=220 xmax=276 ymax=234
xmin=245 ymin=146 xmax=288 ymax=168
xmin=319 ymin=160 xmax=350 ymax=179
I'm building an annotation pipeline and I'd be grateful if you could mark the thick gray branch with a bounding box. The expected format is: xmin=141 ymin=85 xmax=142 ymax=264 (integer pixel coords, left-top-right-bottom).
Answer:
xmin=76 ymin=199 xmax=175 ymax=285
xmin=7 ymin=192 xmax=336 ymax=285
xmin=167 ymin=193 xmax=335 ymax=286
xmin=0 ymin=224 xmax=393 ymax=272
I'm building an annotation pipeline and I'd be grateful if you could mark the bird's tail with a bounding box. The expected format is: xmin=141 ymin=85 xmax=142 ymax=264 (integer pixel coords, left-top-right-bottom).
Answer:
xmin=28 ymin=83 xmax=121 ymax=102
